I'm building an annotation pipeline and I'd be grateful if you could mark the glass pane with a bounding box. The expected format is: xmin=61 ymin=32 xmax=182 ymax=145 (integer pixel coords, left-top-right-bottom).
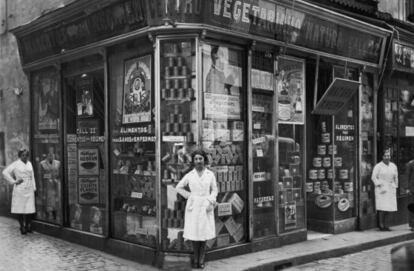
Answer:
xmin=31 ymin=68 xmax=63 ymax=224
xmin=307 ymin=116 xmax=335 ymax=223
xmin=398 ymin=86 xmax=414 ymax=195
xmin=160 ymin=39 xmax=198 ymax=252
xmin=110 ymin=54 xmax=157 ymax=246
xmin=64 ymin=62 xmax=107 ymax=235
xmin=202 ymin=44 xmax=247 ymax=248
xmin=276 ymin=56 xmax=305 ymax=233
xmin=360 ymin=73 xmax=375 ymax=216
xmin=251 ymin=51 xmax=276 ymax=238
xmin=333 ymin=101 xmax=357 ymax=220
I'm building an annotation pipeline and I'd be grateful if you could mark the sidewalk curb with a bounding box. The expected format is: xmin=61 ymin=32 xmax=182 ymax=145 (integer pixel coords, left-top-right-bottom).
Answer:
xmin=245 ymin=232 xmax=414 ymax=271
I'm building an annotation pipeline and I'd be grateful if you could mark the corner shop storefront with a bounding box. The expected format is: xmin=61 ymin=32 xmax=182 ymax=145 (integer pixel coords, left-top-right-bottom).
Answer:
xmin=11 ymin=0 xmax=390 ymax=265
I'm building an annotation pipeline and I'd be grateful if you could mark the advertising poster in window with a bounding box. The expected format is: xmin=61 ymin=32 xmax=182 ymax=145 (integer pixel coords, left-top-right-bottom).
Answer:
xmin=36 ymin=72 xmax=59 ymax=130
xmin=276 ymin=56 xmax=305 ymax=124
xmin=285 ymin=202 xmax=297 ymax=230
xmin=122 ymin=55 xmax=152 ymax=124
xmin=76 ymin=77 xmax=94 ymax=117
xmin=78 ymin=177 xmax=99 ymax=204
xmin=78 ymin=148 xmax=99 ymax=175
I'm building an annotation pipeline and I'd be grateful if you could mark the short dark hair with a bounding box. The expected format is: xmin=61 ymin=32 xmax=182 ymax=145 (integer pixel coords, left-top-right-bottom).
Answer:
xmin=191 ymin=149 xmax=208 ymax=165
xmin=18 ymin=149 xmax=29 ymax=158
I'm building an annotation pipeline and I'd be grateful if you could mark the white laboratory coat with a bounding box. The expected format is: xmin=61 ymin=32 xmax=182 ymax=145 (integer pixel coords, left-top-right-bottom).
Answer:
xmin=3 ymin=159 xmax=36 ymax=214
xmin=371 ymin=161 xmax=398 ymax=212
xmin=176 ymin=168 xmax=218 ymax=241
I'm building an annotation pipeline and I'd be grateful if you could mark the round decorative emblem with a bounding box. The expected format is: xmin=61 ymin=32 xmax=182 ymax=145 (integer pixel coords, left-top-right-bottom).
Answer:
xmin=315 ymin=195 xmax=332 ymax=208
xmin=337 ymin=198 xmax=350 ymax=212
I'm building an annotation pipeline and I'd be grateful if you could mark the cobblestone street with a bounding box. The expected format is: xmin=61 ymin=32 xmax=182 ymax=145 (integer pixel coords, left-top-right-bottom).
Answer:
xmin=0 ymin=216 xmax=158 ymax=271
xmin=284 ymin=241 xmax=405 ymax=271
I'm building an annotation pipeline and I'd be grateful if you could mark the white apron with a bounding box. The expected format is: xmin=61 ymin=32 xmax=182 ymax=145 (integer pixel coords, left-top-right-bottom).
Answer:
xmin=3 ymin=160 xmax=36 ymax=214
xmin=176 ymin=169 xmax=218 ymax=241
xmin=371 ymin=161 xmax=398 ymax=212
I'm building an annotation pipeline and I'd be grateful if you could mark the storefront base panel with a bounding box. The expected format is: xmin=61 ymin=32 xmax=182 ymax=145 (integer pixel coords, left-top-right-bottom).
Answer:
xmin=307 ymin=218 xmax=357 ymax=234
xmin=358 ymin=214 xmax=377 ymax=230
xmin=32 ymin=221 xmax=156 ymax=266
xmin=390 ymin=197 xmax=409 ymax=227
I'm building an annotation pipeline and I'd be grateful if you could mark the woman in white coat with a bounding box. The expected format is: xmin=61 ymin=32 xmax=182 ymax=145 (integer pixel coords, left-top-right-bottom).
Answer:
xmin=2 ymin=149 xmax=36 ymax=234
xmin=371 ymin=149 xmax=398 ymax=231
xmin=176 ymin=149 xmax=218 ymax=269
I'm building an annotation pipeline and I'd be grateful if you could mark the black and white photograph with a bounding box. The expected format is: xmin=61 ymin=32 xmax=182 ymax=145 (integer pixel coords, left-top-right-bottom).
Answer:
xmin=2 ymin=0 xmax=414 ymax=270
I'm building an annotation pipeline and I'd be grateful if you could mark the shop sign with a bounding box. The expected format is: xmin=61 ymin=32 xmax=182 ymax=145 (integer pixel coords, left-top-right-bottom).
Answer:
xmin=78 ymin=148 xmax=99 ymax=176
xmin=206 ymin=0 xmax=383 ymax=64
xmin=147 ymin=0 xmax=203 ymax=25
xmin=78 ymin=177 xmax=99 ymax=204
xmin=18 ymin=0 xmax=147 ymax=64
xmin=312 ymin=78 xmax=359 ymax=115
xmin=393 ymin=42 xmax=414 ymax=72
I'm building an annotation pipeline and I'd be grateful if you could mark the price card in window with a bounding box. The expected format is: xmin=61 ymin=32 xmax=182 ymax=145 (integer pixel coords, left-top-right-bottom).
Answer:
xmin=131 ymin=192 xmax=143 ymax=199
xmin=256 ymin=148 xmax=264 ymax=157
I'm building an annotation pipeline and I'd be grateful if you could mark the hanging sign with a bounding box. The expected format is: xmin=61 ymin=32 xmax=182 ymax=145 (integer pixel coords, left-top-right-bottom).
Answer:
xmin=312 ymin=78 xmax=359 ymax=115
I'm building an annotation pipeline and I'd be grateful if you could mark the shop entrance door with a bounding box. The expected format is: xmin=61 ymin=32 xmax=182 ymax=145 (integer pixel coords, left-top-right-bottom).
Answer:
xmin=63 ymin=56 xmax=107 ymax=235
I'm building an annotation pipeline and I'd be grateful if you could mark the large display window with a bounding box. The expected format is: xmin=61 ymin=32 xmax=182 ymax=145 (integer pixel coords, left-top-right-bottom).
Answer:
xmin=109 ymin=40 xmax=157 ymax=246
xmin=63 ymin=55 xmax=107 ymax=235
xmin=276 ymin=56 xmax=306 ymax=233
xmin=201 ymin=43 xmax=247 ymax=248
xmin=251 ymin=50 xmax=276 ymax=238
xmin=32 ymin=67 xmax=63 ymax=224
xmin=360 ymin=73 xmax=376 ymax=219
xmin=159 ymin=38 xmax=198 ymax=251
xmin=382 ymin=77 xmax=414 ymax=196
xmin=307 ymin=66 xmax=358 ymax=231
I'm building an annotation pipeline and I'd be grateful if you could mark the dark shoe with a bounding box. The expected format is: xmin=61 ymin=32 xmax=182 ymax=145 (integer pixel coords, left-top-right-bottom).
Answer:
xmin=383 ymin=227 xmax=391 ymax=231
xmin=198 ymin=263 xmax=205 ymax=269
xmin=26 ymin=224 xmax=32 ymax=233
xmin=20 ymin=227 xmax=27 ymax=235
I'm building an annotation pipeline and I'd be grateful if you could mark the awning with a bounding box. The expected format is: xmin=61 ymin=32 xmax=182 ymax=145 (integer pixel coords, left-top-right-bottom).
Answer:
xmin=312 ymin=78 xmax=360 ymax=115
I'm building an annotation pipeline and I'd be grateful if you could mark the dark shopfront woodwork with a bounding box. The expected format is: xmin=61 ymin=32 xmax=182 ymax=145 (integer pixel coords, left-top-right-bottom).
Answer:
xmin=13 ymin=0 xmax=386 ymax=66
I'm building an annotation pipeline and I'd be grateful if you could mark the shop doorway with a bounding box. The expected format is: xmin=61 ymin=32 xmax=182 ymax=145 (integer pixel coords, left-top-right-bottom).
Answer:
xmin=63 ymin=55 xmax=107 ymax=235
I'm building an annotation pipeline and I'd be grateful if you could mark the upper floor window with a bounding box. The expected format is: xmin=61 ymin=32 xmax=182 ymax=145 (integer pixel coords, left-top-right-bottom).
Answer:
xmin=378 ymin=0 xmax=406 ymax=21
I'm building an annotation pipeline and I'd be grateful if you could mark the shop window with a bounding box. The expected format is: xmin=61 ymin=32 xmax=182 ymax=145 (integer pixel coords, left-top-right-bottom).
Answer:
xmin=377 ymin=0 xmax=406 ymax=21
xmin=63 ymin=57 xmax=107 ymax=235
xmin=307 ymin=65 xmax=358 ymax=232
xmin=109 ymin=48 xmax=157 ymax=246
xmin=0 ymin=132 xmax=4 ymax=166
xmin=360 ymin=73 xmax=376 ymax=217
xmin=31 ymin=68 xmax=63 ymax=224
xmin=382 ymin=81 xmax=414 ymax=196
xmin=201 ymin=43 xmax=247 ymax=248
xmin=159 ymin=38 xmax=198 ymax=251
xmin=251 ymin=50 xmax=276 ymax=238
xmin=276 ymin=56 xmax=306 ymax=233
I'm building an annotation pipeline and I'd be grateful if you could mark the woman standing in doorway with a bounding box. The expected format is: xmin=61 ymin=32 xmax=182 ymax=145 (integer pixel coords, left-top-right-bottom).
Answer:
xmin=371 ymin=149 xmax=398 ymax=231
xmin=175 ymin=149 xmax=218 ymax=269
xmin=2 ymin=149 xmax=36 ymax=234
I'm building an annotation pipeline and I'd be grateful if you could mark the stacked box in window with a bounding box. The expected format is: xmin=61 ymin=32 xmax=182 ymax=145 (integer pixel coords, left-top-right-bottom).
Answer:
xmin=228 ymin=193 xmax=244 ymax=214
